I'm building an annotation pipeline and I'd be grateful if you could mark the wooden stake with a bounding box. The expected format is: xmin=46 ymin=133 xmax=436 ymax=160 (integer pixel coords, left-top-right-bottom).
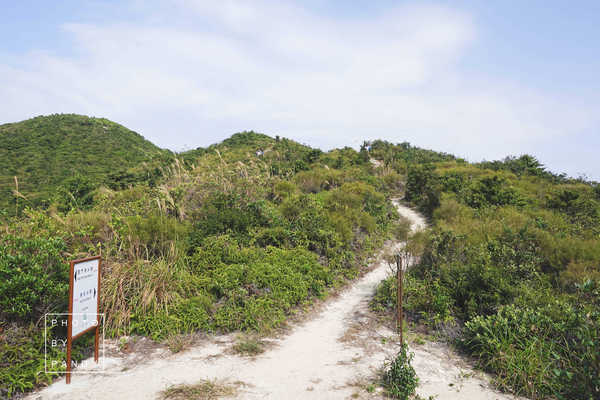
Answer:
xmin=66 ymin=260 xmax=74 ymax=384
xmin=395 ymin=254 xmax=404 ymax=344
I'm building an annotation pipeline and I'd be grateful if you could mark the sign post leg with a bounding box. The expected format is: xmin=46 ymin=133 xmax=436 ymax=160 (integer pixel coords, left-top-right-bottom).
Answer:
xmin=66 ymin=334 xmax=72 ymax=384
xmin=94 ymin=324 xmax=99 ymax=363
xmin=395 ymin=254 xmax=404 ymax=344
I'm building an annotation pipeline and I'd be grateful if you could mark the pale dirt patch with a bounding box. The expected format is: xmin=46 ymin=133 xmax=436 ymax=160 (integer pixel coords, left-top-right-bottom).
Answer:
xmin=28 ymin=202 xmax=523 ymax=400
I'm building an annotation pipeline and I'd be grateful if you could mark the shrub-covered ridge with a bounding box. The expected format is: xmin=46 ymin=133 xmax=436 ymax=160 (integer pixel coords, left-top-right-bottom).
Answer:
xmin=371 ymin=141 xmax=600 ymax=399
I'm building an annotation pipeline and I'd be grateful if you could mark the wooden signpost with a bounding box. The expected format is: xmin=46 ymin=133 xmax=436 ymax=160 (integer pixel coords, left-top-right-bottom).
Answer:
xmin=66 ymin=256 xmax=101 ymax=384
xmin=395 ymin=253 xmax=404 ymax=344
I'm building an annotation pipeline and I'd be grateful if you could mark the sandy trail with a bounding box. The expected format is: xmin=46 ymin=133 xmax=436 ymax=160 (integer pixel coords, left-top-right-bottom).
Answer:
xmin=29 ymin=201 xmax=520 ymax=400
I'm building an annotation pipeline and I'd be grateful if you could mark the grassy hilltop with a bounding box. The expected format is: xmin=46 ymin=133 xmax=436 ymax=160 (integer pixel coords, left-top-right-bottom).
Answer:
xmin=0 ymin=114 xmax=167 ymax=214
xmin=0 ymin=115 xmax=598 ymax=399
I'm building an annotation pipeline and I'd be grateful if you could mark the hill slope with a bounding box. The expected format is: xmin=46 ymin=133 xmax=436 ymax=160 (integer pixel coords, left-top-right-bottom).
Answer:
xmin=0 ymin=114 xmax=165 ymax=213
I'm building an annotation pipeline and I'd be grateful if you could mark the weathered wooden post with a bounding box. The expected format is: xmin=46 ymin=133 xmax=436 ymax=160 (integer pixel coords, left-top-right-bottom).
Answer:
xmin=394 ymin=253 xmax=404 ymax=344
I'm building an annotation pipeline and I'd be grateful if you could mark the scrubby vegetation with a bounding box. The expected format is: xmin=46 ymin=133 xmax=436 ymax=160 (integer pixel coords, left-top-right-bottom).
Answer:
xmin=371 ymin=143 xmax=600 ymax=399
xmin=2 ymin=116 xmax=599 ymax=399
xmin=0 ymin=118 xmax=403 ymax=397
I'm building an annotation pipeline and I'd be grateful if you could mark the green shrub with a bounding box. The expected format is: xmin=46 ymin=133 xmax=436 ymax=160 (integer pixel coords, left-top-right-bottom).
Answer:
xmin=383 ymin=343 xmax=418 ymax=400
xmin=547 ymin=187 xmax=600 ymax=229
xmin=463 ymin=176 xmax=524 ymax=208
xmin=0 ymin=324 xmax=91 ymax=397
xmin=189 ymin=193 xmax=269 ymax=246
xmin=405 ymin=164 xmax=440 ymax=217
xmin=272 ymin=181 xmax=298 ymax=201
xmin=371 ymin=274 xmax=454 ymax=326
xmin=130 ymin=296 xmax=212 ymax=341
xmin=0 ymin=235 xmax=67 ymax=321
xmin=0 ymin=325 xmax=59 ymax=397
xmin=462 ymin=301 xmax=600 ymax=399
xmin=205 ymin=246 xmax=329 ymax=332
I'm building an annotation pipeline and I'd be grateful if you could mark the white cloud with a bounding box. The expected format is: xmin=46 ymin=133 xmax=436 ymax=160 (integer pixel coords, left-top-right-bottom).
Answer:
xmin=1 ymin=0 xmax=598 ymax=178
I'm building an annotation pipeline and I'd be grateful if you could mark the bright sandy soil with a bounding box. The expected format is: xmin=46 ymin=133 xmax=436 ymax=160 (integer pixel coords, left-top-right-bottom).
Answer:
xmin=28 ymin=201 xmax=522 ymax=400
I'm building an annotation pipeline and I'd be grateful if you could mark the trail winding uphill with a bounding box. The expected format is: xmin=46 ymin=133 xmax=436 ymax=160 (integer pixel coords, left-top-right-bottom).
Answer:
xmin=30 ymin=201 xmax=521 ymax=400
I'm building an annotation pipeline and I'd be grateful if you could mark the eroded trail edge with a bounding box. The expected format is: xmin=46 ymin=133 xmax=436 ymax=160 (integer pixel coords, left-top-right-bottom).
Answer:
xmin=31 ymin=201 xmax=519 ymax=400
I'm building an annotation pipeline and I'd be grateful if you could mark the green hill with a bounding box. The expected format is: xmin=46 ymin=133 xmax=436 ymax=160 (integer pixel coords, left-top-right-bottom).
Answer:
xmin=0 ymin=114 xmax=166 ymax=213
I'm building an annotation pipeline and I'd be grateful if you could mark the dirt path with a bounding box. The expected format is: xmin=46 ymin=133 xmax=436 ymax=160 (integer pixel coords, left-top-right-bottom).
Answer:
xmin=29 ymin=201 xmax=520 ymax=400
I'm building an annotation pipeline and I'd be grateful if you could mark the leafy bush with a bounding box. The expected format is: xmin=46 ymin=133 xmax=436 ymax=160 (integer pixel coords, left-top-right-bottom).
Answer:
xmin=0 ymin=324 xmax=91 ymax=398
xmin=478 ymin=154 xmax=551 ymax=179
xmin=130 ymin=296 xmax=212 ymax=341
xmin=462 ymin=300 xmax=600 ymax=399
xmin=54 ymin=173 xmax=98 ymax=212
xmin=405 ymin=164 xmax=440 ymax=217
xmin=547 ymin=187 xmax=600 ymax=229
xmin=0 ymin=325 xmax=59 ymax=397
xmin=189 ymin=193 xmax=269 ymax=246
xmin=382 ymin=343 xmax=418 ymax=400
xmin=191 ymin=237 xmax=330 ymax=332
xmin=0 ymin=235 xmax=67 ymax=321
xmin=371 ymin=274 xmax=454 ymax=327
xmin=463 ymin=176 xmax=523 ymax=208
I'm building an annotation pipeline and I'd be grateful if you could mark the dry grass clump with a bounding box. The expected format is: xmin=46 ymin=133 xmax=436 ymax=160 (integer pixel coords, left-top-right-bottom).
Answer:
xmin=101 ymin=258 xmax=192 ymax=335
xmin=160 ymin=379 xmax=242 ymax=400
xmin=231 ymin=334 xmax=266 ymax=356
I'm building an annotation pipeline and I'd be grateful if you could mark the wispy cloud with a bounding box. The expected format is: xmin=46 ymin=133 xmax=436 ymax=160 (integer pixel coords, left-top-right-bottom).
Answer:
xmin=1 ymin=0 xmax=598 ymax=178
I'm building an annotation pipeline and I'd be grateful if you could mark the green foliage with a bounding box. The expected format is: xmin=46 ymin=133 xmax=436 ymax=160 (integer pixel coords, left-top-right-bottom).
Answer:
xmin=368 ymin=140 xmax=455 ymax=171
xmin=191 ymin=237 xmax=330 ymax=333
xmin=382 ymin=343 xmax=419 ymax=400
xmin=0 ymin=324 xmax=91 ymax=398
xmin=54 ymin=173 xmax=98 ymax=212
xmin=462 ymin=297 xmax=600 ymax=399
xmin=405 ymin=164 xmax=440 ymax=217
xmin=0 ymin=325 xmax=59 ymax=397
xmin=463 ymin=176 xmax=523 ymax=208
xmin=0 ymin=235 xmax=67 ymax=321
xmin=547 ymin=186 xmax=600 ymax=230
xmin=478 ymin=154 xmax=553 ymax=178
xmin=371 ymin=274 xmax=454 ymax=327
xmin=189 ymin=193 xmax=269 ymax=246
xmin=123 ymin=213 xmax=190 ymax=259
xmin=130 ymin=296 xmax=212 ymax=341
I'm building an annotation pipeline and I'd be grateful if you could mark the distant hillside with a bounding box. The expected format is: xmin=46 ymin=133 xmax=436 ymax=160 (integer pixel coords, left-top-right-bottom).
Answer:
xmin=0 ymin=114 xmax=167 ymax=213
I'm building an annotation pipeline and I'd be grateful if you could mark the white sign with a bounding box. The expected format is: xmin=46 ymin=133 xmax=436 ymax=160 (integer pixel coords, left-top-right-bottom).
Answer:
xmin=71 ymin=258 xmax=100 ymax=337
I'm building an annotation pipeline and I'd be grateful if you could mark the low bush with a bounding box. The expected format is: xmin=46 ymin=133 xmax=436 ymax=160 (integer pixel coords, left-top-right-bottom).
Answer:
xmin=0 ymin=324 xmax=91 ymax=397
xmin=462 ymin=298 xmax=600 ymax=399
xmin=405 ymin=164 xmax=440 ymax=217
xmin=0 ymin=235 xmax=67 ymax=321
xmin=371 ymin=274 xmax=454 ymax=327
xmin=382 ymin=343 xmax=418 ymax=400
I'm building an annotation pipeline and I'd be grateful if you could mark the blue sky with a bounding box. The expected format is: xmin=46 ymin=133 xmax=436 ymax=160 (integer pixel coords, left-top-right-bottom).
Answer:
xmin=1 ymin=0 xmax=599 ymax=179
